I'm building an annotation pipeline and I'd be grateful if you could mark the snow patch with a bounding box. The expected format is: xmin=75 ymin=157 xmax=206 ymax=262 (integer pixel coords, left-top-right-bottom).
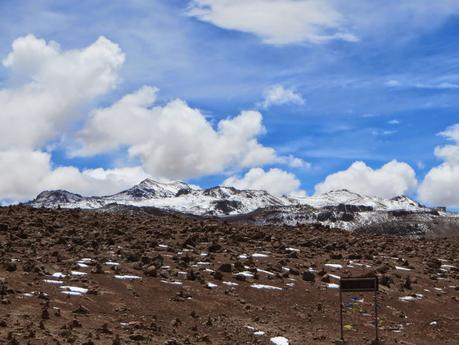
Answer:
xmin=250 ymin=284 xmax=282 ymax=290
xmin=395 ymin=266 xmax=411 ymax=271
xmin=44 ymin=279 xmax=63 ymax=284
xmin=60 ymin=286 xmax=88 ymax=294
xmin=327 ymin=283 xmax=340 ymax=289
xmin=270 ymin=336 xmax=289 ymax=345
xmin=114 ymin=275 xmax=142 ymax=280
xmin=399 ymin=294 xmax=423 ymax=302
xmin=71 ymin=271 xmax=87 ymax=276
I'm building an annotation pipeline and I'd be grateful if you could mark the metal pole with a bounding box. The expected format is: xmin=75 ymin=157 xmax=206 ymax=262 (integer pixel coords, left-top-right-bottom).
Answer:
xmin=340 ymin=289 xmax=344 ymax=341
xmin=374 ymin=289 xmax=379 ymax=342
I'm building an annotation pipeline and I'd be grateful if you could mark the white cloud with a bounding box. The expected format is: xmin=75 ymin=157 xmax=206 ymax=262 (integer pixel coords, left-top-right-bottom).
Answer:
xmin=75 ymin=87 xmax=303 ymax=180
xmin=415 ymin=82 xmax=459 ymax=90
xmin=0 ymin=35 xmax=124 ymax=150
xmin=223 ymin=167 xmax=306 ymax=197
xmin=384 ymin=80 xmax=401 ymax=87
xmin=388 ymin=119 xmax=400 ymax=125
xmin=261 ymin=85 xmax=305 ymax=108
xmin=0 ymin=35 xmax=308 ymax=202
xmin=0 ymin=150 xmax=148 ymax=201
xmin=418 ymin=124 xmax=459 ymax=207
xmin=41 ymin=166 xmax=149 ymax=197
xmin=187 ymin=1 xmax=459 ymax=46
xmin=187 ymin=0 xmax=358 ymax=45
xmin=371 ymin=129 xmax=397 ymax=137
xmin=0 ymin=150 xmax=52 ymax=201
xmin=315 ymin=160 xmax=418 ymax=198
xmin=278 ymin=155 xmax=311 ymax=170
xmin=0 ymin=35 xmax=148 ymax=202
xmin=418 ymin=163 xmax=459 ymax=208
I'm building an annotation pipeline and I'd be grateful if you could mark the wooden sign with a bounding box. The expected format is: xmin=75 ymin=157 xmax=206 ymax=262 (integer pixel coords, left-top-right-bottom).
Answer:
xmin=337 ymin=276 xmax=381 ymax=344
xmin=340 ymin=277 xmax=378 ymax=292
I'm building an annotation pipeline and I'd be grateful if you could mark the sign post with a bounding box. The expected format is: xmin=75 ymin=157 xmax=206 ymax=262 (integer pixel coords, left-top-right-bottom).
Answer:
xmin=337 ymin=277 xmax=381 ymax=345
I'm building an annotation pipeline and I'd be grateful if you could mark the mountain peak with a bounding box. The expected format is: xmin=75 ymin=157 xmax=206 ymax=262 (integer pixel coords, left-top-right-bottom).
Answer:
xmin=31 ymin=190 xmax=84 ymax=208
xmin=327 ymin=189 xmax=362 ymax=196
xmin=137 ymin=178 xmax=190 ymax=189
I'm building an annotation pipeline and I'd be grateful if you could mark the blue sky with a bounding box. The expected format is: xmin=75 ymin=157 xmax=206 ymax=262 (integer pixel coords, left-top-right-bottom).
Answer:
xmin=1 ymin=0 xmax=459 ymax=207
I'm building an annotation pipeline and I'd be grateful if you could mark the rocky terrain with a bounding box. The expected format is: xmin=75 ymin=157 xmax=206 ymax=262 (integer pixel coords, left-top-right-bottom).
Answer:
xmin=28 ymin=179 xmax=459 ymax=235
xmin=0 ymin=206 xmax=457 ymax=344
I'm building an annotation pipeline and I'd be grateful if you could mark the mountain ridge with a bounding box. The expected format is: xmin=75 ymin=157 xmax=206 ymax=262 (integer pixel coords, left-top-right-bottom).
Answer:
xmin=26 ymin=178 xmax=459 ymax=234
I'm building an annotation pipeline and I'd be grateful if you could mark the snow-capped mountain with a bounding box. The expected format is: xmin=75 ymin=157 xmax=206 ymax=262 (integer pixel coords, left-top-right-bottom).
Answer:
xmin=28 ymin=178 xmax=290 ymax=216
xmin=110 ymin=179 xmax=195 ymax=201
xmin=297 ymin=189 xmax=426 ymax=211
xmin=34 ymin=190 xmax=85 ymax=205
xmin=27 ymin=179 xmax=458 ymax=234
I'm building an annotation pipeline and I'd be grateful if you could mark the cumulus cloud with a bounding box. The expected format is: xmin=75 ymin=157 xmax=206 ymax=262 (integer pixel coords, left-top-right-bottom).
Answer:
xmin=315 ymin=160 xmax=418 ymax=198
xmin=0 ymin=35 xmax=308 ymax=202
xmin=187 ymin=0 xmax=358 ymax=45
xmin=0 ymin=35 xmax=148 ymax=202
xmin=223 ymin=167 xmax=306 ymax=197
xmin=0 ymin=34 xmax=124 ymax=150
xmin=418 ymin=124 xmax=459 ymax=207
xmin=0 ymin=150 xmax=148 ymax=201
xmin=75 ymin=87 xmax=304 ymax=180
xmin=41 ymin=166 xmax=149 ymax=198
xmin=261 ymin=85 xmax=305 ymax=108
xmin=0 ymin=150 xmax=51 ymax=201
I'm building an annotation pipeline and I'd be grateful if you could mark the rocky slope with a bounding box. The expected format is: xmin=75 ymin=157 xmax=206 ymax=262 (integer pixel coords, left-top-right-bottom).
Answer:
xmin=28 ymin=179 xmax=459 ymax=234
xmin=0 ymin=206 xmax=457 ymax=344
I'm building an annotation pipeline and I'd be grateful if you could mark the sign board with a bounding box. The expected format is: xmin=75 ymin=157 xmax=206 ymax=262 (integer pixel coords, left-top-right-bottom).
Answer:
xmin=340 ymin=277 xmax=378 ymax=292
xmin=337 ymin=276 xmax=380 ymax=344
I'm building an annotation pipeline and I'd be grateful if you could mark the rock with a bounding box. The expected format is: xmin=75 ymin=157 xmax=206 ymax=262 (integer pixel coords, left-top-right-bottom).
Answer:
xmin=290 ymin=268 xmax=300 ymax=275
xmin=170 ymin=318 xmax=181 ymax=328
xmin=21 ymin=261 xmax=35 ymax=272
xmin=288 ymin=251 xmax=299 ymax=258
xmin=125 ymin=251 xmax=141 ymax=262
xmin=426 ymin=258 xmax=442 ymax=271
xmin=321 ymin=274 xmax=331 ymax=283
xmin=144 ymin=265 xmax=158 ymax=277
xmin=218 ymin=263 xmax=233 ymax=273
xmin=41 ymin=308 xmax=49 ymax=320
xmin=129 ymin=334 xmax=145 ymax=341
xmin=234 ymin=261 xmax=244 ymax=272
xmin=70 ymin=318 xmax=81 ymax=328
xmin=112 ymin=335 xmax=121 ymax=345
xmin=4 ymin=262 xmax=16 ymax=272
xmin=91 ymin=263 xmax=104 ymax=274
xmin=330 ymin=253 xmax=343 ymax=260
xmin=99 ymin=323 xmax=112 ymax=334
xmin=403 ymin=276 xmax=412 ymax=290
xmin=153 ymin=255 xmax=164 ymax=269
xmin=187 ymin=269 xmax=197 ymax=281
xmin=73 ymin=305 xmax=90 ymax=315
xmin=379 ymin=275 xmax=392 ymax=287
xmin=164 ymin=340 xmax=183 ymax=345
xmin=376 ymin=264 xmax=390 ymax=274
xmin=208 ymin=242 xmax=222 ymax=252
xmin=213 ymin=271 xmax=223 ymax=280
xmin=302 ymin=271 xmax=315 ymax=282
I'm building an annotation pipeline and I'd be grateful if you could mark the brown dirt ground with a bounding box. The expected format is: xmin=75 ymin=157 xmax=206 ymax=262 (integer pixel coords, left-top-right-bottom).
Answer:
xmin=0 ymin=206 xmax=457 ymax=345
